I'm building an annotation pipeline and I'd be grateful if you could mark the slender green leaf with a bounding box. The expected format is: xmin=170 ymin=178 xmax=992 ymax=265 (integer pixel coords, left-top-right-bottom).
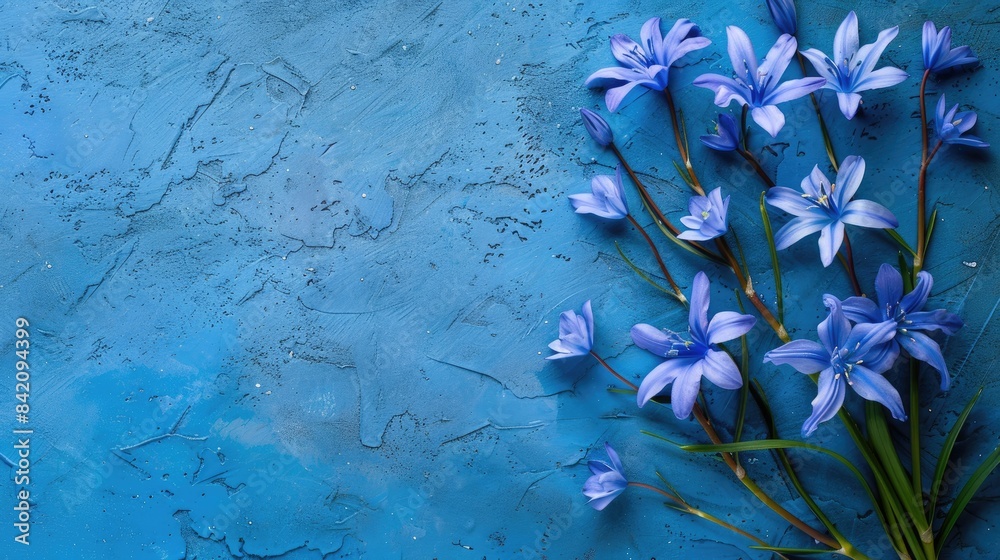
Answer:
xmin=929 ymin=387 xmax=984 ymax=515
xmin=749 ymin=382 xmax=866 ymax=545
xmin=729 ymin=227 xmax=751 ymax=281
xmin=672 ymin=160 xmax=695 ymax=189
xmin=935 ymin=444 xmax=1000 ymax=555
xmin=614 ymin=241 xmax=679 ymax=299
xmin=641 ymin=429 xmax=681 ymax=447
xmin=749 ymin=545 xmax=828 ymax=555
xmin=759 ymin=193 xmax=785 ymax=323
xmin=865 ymin=402 xmax=930 ymax=533
xmin=733 ymin=292 xmax=750 ymax=450
xmin=679 ymin=439 xmax=881 ymax=513
xmin=898 ymin=252 xmax=914 ymax=292
xmin=885 ymin=228 xmax=917 ymax=256
xmin=925 ymin=206 xmax=939 ymax=252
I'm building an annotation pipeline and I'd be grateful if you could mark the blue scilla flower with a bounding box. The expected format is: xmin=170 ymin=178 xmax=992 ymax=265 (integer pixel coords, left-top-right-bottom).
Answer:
xmin=586 ymin=18 xmax=711 ymax=112
xmin=934 ymin=95 xmax=989 ymax=149
xmin=700 ymin=113 xmax=741 ymax=152
xmin=547 ymin=300 xmax=594 ymax=360
xmin=800 ymin=11 xmax=908 ymax=120
xmin=569 ymin=166 xmax=629 ymax=220
xmin=631 ymin=272 xmax=755 ymax=418
xmin=843 ymin=264 xmax=963 ymax=389
xmin=766 ymin=155 xmax=897 ymax=267
xmin=923 ymin=21 xmax=978 ymax=74
xmin=765 ymin=296 xmax=903 ymax=437
xmin=765 ymin=0 xmax=797 ymax=36
xmin=583 ymin=442 xmax=628 ymax=510
xmin=693 ymin=27 xmax=825 ymax=137
xmin=678 ymin=187 xmax=730 ymax=241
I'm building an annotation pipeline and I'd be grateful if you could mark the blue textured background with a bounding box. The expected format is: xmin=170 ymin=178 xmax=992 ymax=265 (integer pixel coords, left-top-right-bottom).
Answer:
xmin=0 ymin=1 xmax=997 ymax=558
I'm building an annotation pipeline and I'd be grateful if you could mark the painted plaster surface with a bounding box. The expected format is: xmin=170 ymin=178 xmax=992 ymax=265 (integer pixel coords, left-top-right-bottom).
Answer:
xmin=0 ymin=1 xmax=997 ymax=558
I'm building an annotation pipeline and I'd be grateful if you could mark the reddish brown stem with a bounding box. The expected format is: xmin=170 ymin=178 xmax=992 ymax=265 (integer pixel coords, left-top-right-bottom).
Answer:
xmin=590 ymin=351 xmax=637 ymax=391
xmin=914 ymin=69 xmax=932 ymax=273
xmin=664 ymin=89 xmax=705 ymax=196
xmin=626 ymin=214 xmax=683 ymax=298
xmin=841 ymin=231 xmax=863 ymax=297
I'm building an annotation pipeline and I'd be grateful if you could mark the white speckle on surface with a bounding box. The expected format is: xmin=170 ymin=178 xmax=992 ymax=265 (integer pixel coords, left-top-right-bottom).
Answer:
xmin=350 ymin=85 xmax=356 ymax=90
xmin=249 ymin=126 xmax=254 ymax=130
xmin=495 ymin=58 xmax=501 ymax=65
xmin=362 ymin=193 xmax=367 ymax=198
xmin=255 ymin=383 xmax=261 ymax=388
xmin=963 ymin=261 xmax=978 ymax=268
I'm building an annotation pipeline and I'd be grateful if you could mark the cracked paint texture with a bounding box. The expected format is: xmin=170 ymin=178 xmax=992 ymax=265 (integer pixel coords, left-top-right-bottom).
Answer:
xmin=0 ymin=0 xmax=997 ymax=558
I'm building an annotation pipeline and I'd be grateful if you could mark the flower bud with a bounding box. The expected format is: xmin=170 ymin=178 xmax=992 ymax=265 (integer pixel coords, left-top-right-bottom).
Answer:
xmin=580 ymin=108 xmax=613 ymax=147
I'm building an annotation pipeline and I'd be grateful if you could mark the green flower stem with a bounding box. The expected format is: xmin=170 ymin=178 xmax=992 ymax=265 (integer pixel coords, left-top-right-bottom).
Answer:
xmin=625 ymin=214 xmax=686 ymax=302
xmin=796 ymin=52 xmax=839 ymax=172
xmin=590 ymin=351 xmax=637 ymax=391
xmin=909 ymin=360 xmax=922 ymax=511
xmin=689 ymin=403 xmax=839 ymax=549
xmin=628 ymin=482 xmax=777 ymax=551
xmin=664 ymin=89 xmax=705 ymax=196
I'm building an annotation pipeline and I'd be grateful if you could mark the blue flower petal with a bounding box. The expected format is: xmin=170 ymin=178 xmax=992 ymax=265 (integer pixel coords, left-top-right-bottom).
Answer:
xmin=817 ymin=220 xmax=846 ymax=267
xmin=701 ymin=349 xmax=743 ymax=390
xmin=834 ymin=11 xmax=860 ymax=65
xmin=847 ymin=365 xmax=906 ymax=421
xmin=751 ymin=105 xmax=786 ymax=137
xmin=906 ymin=310 xmax=963 ymax=336
xmin=631 ymin=323 xmax=673 ymax=356
xmin=803 ymin=367 xmax=845 ymax=437
xmin=898 ymin=331 xmax=951 ymax=390
xmin=764 ymin=339 xmax=830 ymax=372
xmin=688 ymin=271 xmax=711 ymax=343
xmin=818 ymin=295 xmax=851 ymax=351
xmin=766 ymin=186 xmax=814 ymax=215
xmin=874 ymin=263 xmax=903 ymax=317
xmin=841 ymin=200 xmax=898 ymax=229
xmin=636 ymin=358 xmax=691 ymax=408
xmin=842 ymin=296 xmax=882 ymax=324
xmin=900 ymin=271 xmax=931 ymax=315
xmin=670 ymin=360 xmax=704 ymax=419
xmin=773 ymin=215 xmax=828 ymax=250
xmin=706 ymin=311 xmax=756 ymax=344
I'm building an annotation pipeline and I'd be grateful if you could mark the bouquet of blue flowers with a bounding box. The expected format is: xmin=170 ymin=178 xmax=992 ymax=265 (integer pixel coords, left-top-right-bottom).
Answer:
xmin=547 ymin=2 xmax=993 ymax=558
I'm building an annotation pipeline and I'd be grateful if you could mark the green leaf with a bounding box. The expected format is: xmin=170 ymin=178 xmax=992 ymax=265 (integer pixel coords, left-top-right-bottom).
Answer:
xmin=679 ymin=438 xmax=880 ymax=512
xmin=929 ymin=387 xmax=984 ymax=516
xmin=672 ymin=160 xmax=695 ymax=189
xmin=641 ymin=429 xmax=682 ymax=447
xmin=733 ymin=293 xmax=750 ymax=451
xmin=759 ymin=192 xmax=784 ymax=323
xmin=924 ymin=206 xmax=939 ymax=255
xmin=935 ymin=443 xmax=1000 ymax=555
xmin=897 ymin=252 xmax=914 ymax=293
xmin=865 ymin=402 xmax=930 ymax=533
xmin=749 ymin=545 xmax=828 ymax=555
xmin=614 ymin=241 xmax=680 ymax=299
xmin=885 ymin=228 xmax=917 ymax=256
